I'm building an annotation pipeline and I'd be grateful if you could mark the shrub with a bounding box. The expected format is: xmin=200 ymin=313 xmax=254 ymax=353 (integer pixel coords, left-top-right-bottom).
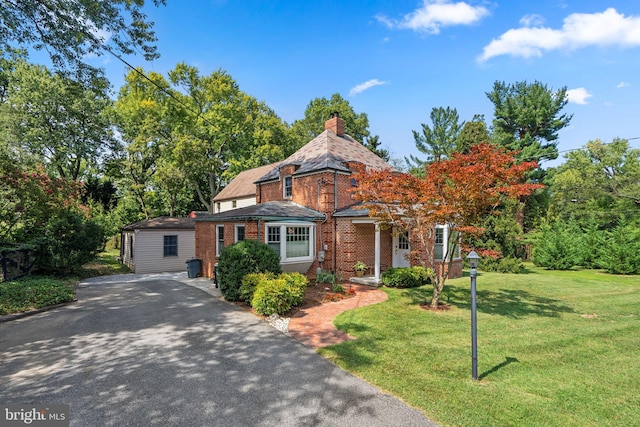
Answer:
xmin=382 ymin=266 xmax=431 ymax=288
xmin=532 ymin=221 xmax=580 ymax=270
xmin=251 ymin=272 xmax=308 ymax=316
xmin=0 ymin=276 xmax=76 ymax=315
xmin=31 ymin=210 xmax=105 ymax=276
xmin=217 ymin=239 xmax=281 ymax=301
xmin=315 ymin=269 xmax=335 ymax=285
xmin=600 ymin=223 xmax=640 ymax=274
xmin=479 ymin=257 xmax=524 ymax=274
xmin=332 ymin=282 xmax=344 ymax=293
xmin=239 ymin=272 xmax=276 ymax=303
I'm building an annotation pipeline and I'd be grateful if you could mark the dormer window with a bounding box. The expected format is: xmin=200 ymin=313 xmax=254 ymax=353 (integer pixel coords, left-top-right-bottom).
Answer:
xmin=283 ymin=175 xmax=292 ymax=198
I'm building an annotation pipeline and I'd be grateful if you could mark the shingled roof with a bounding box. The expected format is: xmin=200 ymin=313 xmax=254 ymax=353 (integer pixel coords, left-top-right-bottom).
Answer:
xmin=193 ymin=201 xmax=325 ymax=222
xmin=213 ymin=162 xmax=281 ymax=202
xmin=121 ymin=216 xmax=195 ymax=231
xmin=256 ymin=115 xmax=395 ymax=183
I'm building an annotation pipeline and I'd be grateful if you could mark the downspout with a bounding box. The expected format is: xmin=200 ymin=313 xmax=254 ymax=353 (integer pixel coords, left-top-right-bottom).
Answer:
xmin=334 ymin=171 xmax=338 ymax=210
xmin=257 ymin=218 xmax=261 ymax=242
xmin=333 ymin=171 xmax=339 ymax=274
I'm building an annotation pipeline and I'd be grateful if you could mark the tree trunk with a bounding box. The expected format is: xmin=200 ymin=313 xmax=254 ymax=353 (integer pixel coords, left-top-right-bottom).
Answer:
xmin=430 ymin=276 xmax=444 ymax=307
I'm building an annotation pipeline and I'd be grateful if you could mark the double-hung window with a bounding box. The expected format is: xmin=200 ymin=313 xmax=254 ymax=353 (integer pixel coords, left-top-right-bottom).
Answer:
xmin=163 ymin=235 xmax=178 ymax=257
xmin=266 ymin=223 xmax=314 ymax=263
xmin=216 ymin=225 xmax=225 ymax=256
xmin=283 ymin=175 xmax=292 ymax=198
xmin=434 ymin=228 xmax=444 ymax=260
xmin=235 ymin=225 xmax=245 ymax=242
xmin=434 ymin=225 xmax=461 ymax=261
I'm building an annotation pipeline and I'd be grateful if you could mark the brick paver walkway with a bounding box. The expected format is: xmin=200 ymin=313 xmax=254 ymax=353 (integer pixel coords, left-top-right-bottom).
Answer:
xmin=288 ymin=284 xmax=388 ymax=350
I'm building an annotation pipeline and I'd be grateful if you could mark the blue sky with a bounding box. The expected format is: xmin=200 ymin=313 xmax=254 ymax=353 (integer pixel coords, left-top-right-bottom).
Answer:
xmin=83 ymin=0 xmax=640 ymax=167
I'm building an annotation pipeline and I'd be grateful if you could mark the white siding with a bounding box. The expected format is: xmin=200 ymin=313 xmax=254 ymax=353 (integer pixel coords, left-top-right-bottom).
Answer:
xmin=122 ymin=229 xmax=196 ymax=274
xmin=217 ymin=196 xmax=255 ymax=213
xmin=121 ymin=231 xmax=135 ymax=271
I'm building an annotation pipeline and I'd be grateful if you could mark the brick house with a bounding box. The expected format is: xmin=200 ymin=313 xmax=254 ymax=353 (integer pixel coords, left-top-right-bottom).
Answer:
xmin=194 ymin=113 xmax=462 ymax=283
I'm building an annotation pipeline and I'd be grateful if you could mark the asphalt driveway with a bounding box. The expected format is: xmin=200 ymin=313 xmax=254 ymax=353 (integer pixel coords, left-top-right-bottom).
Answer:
xmin=0 ymin=274 xmax=437 ymax=426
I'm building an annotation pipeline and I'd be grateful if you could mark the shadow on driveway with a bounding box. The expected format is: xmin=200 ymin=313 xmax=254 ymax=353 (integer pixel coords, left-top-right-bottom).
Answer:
xmin=0 ymin=276 xmax=437 ymax=426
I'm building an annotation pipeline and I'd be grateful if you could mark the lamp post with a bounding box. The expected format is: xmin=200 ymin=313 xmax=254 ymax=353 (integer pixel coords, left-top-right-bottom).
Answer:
xmin=467 ymin=250 xmax=481 ymax=381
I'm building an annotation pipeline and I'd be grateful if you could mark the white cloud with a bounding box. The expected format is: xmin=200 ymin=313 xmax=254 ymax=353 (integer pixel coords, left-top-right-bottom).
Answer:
xmin=376 ymin=0 xmax=489 ymax=34
xmin=519 ymin=14 xmax=545 ymax=27
xmin=616 ymin=81 xmax=629 ymax=88
xmin=479 ymin=8 xmax=640 ymax=62
xmin=349 ymin=79 xmax=388 ymax=97
xmin=566 ymin=87 xmax=592 ymax=105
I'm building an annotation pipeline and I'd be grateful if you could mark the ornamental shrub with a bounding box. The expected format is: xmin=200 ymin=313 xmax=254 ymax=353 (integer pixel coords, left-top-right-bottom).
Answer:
xmin=251 ymin=272 xmax=308 ymax=316
xmin=381 ymin=266 xmax=431 ymax=288
xmin=239 ymin=272 xmax=276 ymax=303
xmin=217 ymin=239 xmax=281 ymax=301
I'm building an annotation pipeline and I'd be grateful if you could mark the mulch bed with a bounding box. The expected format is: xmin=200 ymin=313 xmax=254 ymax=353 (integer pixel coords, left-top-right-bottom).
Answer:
xmin=419 ymin=302 xmax=451 ymax=311
xmin=230 ymin=282 xmax=357 ymax=316
xmin=298 ymin=282 xmax=357 ymax=309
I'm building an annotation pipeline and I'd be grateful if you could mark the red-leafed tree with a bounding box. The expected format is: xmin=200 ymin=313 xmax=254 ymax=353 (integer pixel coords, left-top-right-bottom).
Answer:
xmin=353 ymin=143 xmax=543 ymax=308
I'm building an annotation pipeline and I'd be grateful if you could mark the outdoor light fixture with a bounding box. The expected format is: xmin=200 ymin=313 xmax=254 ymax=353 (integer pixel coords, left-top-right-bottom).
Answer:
xmin=467 ymin=250 xmax=481 ymax=381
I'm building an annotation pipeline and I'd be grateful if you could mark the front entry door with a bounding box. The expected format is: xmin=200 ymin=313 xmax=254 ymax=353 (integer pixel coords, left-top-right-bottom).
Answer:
xmin=393 ymin=230 xmax=411 ymax=268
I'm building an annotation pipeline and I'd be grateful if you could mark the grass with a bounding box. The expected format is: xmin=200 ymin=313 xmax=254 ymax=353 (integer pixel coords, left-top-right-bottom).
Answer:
xmin=78 ymin=248 xmax=130 ymax=278
xmin=1 ymin=249 xmax=129 ymax=315
xmin=319 ymin=265 xmax=640 ymax=427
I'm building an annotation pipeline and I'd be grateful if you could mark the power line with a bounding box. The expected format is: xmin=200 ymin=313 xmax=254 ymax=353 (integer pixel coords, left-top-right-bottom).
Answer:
xmin=34 ymin=0 xmax=219 ymax=130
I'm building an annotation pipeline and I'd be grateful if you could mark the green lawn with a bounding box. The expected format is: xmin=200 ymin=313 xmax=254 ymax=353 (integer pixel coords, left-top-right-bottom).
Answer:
xmin=79 ymin=248 xmax=130 ymax=278
xmin=319 ymin=265 xmax=640 ymax=427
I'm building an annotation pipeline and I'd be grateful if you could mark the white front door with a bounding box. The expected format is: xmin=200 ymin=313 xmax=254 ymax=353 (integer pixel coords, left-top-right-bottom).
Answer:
xmin=393 ymin=230 xmax=411 ymax=268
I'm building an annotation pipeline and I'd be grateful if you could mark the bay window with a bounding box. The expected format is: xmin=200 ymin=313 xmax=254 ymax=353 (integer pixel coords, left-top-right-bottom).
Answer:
xmin=266 ymin=222 xmax=314 ymax=262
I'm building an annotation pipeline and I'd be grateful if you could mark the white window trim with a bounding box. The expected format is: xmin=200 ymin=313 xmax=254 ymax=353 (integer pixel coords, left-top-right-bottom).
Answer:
xmin=265 ymin=221 xmax=315 ymax=264
xmin=216 ymin=225 xmax=225 ymax=257
xmin=234 ymin=224 xmax=245 ymax=243
xmin=435 ymin=224 xmax=461 ymax=261
xmin=163 ymin=234 xmax=178 ymax=257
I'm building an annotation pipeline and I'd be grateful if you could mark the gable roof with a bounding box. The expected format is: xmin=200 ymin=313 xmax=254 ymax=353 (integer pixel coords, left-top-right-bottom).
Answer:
xmin=213 ymin=162 xmax=281 ymax=202
xmin=256 ymin=129 xmax=395 ymax=183
xmin=121 ymin=216 xmax=195 ymax=231
xmin=193 ymin=201 xmax=325 ymax=222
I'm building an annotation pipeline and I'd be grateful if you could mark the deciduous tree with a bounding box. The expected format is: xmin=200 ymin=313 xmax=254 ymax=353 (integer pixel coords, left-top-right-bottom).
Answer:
xmin=0 ymin=61 xmax=113 ymax=180
xmin=0 ymin=0 xmax=165 ymax=73
xmin=550 ymin=138 xmax=640 ymax=222
xmin=353 ymin=144 xmax=541 ymax=307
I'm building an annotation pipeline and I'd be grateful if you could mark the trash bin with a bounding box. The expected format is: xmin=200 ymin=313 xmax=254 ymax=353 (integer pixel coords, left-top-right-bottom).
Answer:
xmin=213 ymin=263 xmax=219 ymax=288
xmin=185 ymin=258 xmax=201 ymax=278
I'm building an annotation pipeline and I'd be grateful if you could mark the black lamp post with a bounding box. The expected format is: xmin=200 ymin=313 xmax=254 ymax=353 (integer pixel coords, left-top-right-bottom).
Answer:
xmin=467 ymin=250 xmax=481 ymax=381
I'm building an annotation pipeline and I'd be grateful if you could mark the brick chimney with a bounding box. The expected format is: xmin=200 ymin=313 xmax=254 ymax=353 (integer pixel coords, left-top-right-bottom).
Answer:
xmin=324 ymin=111 xmax=345 ymax=136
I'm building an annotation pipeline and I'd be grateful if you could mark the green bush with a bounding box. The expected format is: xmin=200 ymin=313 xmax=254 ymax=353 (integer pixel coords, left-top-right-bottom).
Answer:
xmin=251 ymin=272 xmax=308 ymax=316
xmin=532 ymin=221 xmax=580 ymax=270
xmin=239 ymin=272 xmax=275 ymax=303
xmin=600 ymin=223 xmax=640 ymax=274
xmin=32 ymin=210 xmax=105 ymax=276
xmin=480 ymin=257 xmax=524 ymax=273
xmin=217 ymin=239 xmax=281 ymax=301
xmin=0 ymin=276 xmax=76 ymax=315
xmin=315 ymin=269 xmax=335 ymax=285
xmin=382 ymin=266 xmax=431 ymax=288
